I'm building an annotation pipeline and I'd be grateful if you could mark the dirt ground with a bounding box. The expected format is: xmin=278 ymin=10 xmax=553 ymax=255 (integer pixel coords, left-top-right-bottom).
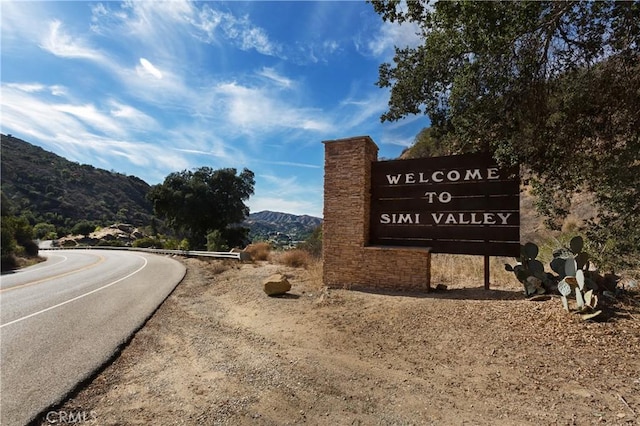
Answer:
xmin=40 ymin=257 xmax=640 ymax=425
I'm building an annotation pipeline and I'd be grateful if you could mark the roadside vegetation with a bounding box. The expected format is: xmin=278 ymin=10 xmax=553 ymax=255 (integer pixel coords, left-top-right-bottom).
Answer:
xmin=1 ymin=192 xmax=42 ymax=271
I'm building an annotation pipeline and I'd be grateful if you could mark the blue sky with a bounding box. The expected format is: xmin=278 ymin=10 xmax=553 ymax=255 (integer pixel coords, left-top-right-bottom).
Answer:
xmin=1 ymin=1 xmax=428 ymax=218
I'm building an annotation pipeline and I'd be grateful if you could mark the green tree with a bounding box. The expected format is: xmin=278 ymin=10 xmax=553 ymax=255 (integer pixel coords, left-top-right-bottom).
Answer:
xmin=1 ymin=215 xmax=38 ymax=269
xmin=71 ymin=221 xmax=95 ymax=237
xmin=206 ymin=229 xmax=229 ymax=252
xmin=148 ymin=167 xmax=255 ymax=249
xmin=370 ymin=0 xmax=640 ymax=269
xmin=33 ymin=222 xmax=57 ymax=240
xmin=298 ymin=225 xmax=323 ymax=258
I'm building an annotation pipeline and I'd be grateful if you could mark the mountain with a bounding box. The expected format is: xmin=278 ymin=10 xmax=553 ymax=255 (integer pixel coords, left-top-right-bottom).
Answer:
xmin=244 ymin=211 xmax=322 ymax=243
xmin=1 ymin=134 xmax=153 ymax=233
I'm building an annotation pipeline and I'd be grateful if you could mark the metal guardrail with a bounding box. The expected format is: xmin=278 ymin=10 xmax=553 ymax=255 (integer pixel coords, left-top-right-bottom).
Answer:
xmin=40 ymin=245 xmax=248 ymax=261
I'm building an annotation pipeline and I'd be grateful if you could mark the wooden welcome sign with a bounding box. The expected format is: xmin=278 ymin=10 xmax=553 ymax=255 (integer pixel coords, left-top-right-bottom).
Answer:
xmin=370 ymin=152 xmax=520 ymax=257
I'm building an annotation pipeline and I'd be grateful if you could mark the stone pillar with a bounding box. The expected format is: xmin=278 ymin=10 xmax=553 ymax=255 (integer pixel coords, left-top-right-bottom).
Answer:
xmin=322 ymin=136 xmax=378 ymax=288
xmin=322 ymin=136 xmax=431 ymax=291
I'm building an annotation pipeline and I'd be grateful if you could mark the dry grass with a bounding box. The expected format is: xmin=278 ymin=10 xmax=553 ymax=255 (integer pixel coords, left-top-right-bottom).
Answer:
xmin=264 ymin=250 xmax=323 ymax=291
xmin=266 ymin=251 xmax=519 ymax=293
xmin=244 ymin=242 xmax=271 ymax=261
xmin=205 ymin=259 xmax=236 ymax=275
xmin=275 ymin=249 xmax=312 ymax=268
xmin=430 ymin=254 xmax=520 ymax=290
xmin=306 ymin=257 xmax=323 ymax=290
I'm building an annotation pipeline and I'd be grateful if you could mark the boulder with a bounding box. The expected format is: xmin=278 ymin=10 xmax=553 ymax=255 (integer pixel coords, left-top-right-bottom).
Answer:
xmin=263 ymin=274 xmax=291 ymax=296
xmin=55 ymin=223 xmax=148 ymax=247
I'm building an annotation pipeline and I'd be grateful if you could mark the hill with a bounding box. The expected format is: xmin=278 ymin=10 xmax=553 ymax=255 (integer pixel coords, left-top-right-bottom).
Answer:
xmin=1 ymin=134 xmax=322 ymax=242
xmin=243 ymin=211 xmax=322 ymax=244
xmin=1 ymin=134 xmax=153 ymax=234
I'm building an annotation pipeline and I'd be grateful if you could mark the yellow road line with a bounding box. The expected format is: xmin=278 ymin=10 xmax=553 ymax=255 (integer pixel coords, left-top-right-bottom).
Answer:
xmin=0 ymin=255 xmax=148 ymax=329
xmin=0 ymin=254 xmax=106 ymax=293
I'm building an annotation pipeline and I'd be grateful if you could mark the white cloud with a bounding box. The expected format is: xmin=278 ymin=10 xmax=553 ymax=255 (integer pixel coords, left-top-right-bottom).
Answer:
xmin=5 ymin=83 xmax=46 ymax=93
xmin=215 ymin=81 xmax=333 ymax=135
xmin=54 ymin=103 xmax=125 ymax=136
xmin=337 ymin=90 xmax=389 ymax=131
xmin=1 ymin=1 xmax=51 ymax=46
xmin=363 ymin=19 xmax=421 ymax=60
xmin=257 ymin=67 xmax=293 ymax=89
xmin=257 ymin=160 xmax=321 ymax=169
xmin=190 ymin=4 xmax=283 ymax=58
xmin=0 ymin=83 xmax=189 ymax=179
xmin=40 ymin=20 xmax=108 ymax=63
xmin=139 ymin=58 xmax=163 ymax=79
xmin=108 ymin=100 xmax=158 ymax=130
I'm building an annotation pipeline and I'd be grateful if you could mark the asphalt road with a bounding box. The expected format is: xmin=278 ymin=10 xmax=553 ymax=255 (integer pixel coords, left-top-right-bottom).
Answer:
xmin=0 ymin=249 xmax=186 ymax=426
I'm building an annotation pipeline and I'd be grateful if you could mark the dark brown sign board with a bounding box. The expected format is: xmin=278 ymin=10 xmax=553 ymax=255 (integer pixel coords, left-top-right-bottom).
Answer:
xmin=370 ymin=152 xmax=520 ymax=257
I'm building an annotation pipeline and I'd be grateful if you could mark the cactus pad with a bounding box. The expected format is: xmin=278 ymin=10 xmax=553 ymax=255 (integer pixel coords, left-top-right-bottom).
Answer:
xmin=523 ymin=242 xmax=539 ymax=260
xmin=576 ymin=289 xmax=585 ymax=309
xmin=570 ymin=236 xmax=584 ymax=253
xmin=528 ymin=260 xmax=544 ymax=275
xmin=575 ymin=252 xmax=589 ymax=270
xmin=558 ymin=279 xmax=571 ymax=296
xmin=576 ymin=270 xmax=585 ymax=290
xmin=565 ymin=258 xmax=577 ymax=277
xmin=550 ymin=257 xmax=566 ymax=276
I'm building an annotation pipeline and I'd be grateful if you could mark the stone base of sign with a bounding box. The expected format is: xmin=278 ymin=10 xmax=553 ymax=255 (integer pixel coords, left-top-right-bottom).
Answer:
xmin=322 ymin=136 xmax=432 ymax=291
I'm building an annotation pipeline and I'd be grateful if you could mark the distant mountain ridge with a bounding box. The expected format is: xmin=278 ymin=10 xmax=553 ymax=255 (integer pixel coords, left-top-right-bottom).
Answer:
xmin=244 ymin=211 xmax=322 ymax=242
xmin=246 ymin=211 xmax=322 ymax=227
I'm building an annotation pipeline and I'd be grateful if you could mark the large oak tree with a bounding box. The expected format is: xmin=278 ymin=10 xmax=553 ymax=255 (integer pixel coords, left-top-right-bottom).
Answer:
xmin=370 ymin=0 xmax=639 ymax=269
xmin=148 ymin=167 xmax=255 ymax=249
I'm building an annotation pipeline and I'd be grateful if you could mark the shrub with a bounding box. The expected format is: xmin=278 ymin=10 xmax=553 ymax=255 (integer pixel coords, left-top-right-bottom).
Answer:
xmin=1 ymin=225 xmax=16 ymax=257
xmin=178 ymin=238 xmax=190 ymax=251
xmin=71 ymin=221 xmax=95 ymax=237
xmin=96 ymin=240 xmax=125 ymax=247
xmin=22 ymin=240 xmax=39 ymax=256
xmin=207 ymin=259 xmax=232 ymax=275
xmin=133 ymin=237 xmax=164 ymax=248
xmin=245 ymin=242 xmax=271 ymax=261
xmin=1 ymin=254 xmax=17 ymax=271
xmin=33 ymin=222 xmax=56 ymax=240
xmin=297 ymin=225 xmax=322 ymax=258
xmin=278 ymin=249 xmax=311 ymax=268
xmin=207 ymin=229 xmax=229 ymax=251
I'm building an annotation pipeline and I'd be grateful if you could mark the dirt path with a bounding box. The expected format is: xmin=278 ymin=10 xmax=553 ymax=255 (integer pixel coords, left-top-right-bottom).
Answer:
xmin=39 ymin=257 xmax=640 ymax=425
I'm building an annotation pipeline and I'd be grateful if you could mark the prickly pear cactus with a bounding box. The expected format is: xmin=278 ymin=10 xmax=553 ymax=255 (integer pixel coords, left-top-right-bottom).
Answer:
xmin=504 ymin=242 xmax=551 ymax=296
xmin=506 ymin=235 xmax=607 ymax=321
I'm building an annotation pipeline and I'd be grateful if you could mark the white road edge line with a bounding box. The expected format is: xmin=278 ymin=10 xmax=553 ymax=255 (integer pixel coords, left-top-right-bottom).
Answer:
xmin=0 ymin=255 xmax=148 ymax=329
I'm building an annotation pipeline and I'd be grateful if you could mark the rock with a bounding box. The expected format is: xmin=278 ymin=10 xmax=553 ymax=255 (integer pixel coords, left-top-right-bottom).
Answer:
xmin=525 ymin=276 xmax=545 ymax=295
xmin=55 ymin=223 xmax=148 ymax=247
xmin=116 ymin=223 xmax=135 ymax=233
xmin=434 ymin=283 xmax=448 ymax=291
xmin=230 ymin=248 xmax=251 ymax=261
xmin=263 ymin=274 xmax=291 ymax=296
